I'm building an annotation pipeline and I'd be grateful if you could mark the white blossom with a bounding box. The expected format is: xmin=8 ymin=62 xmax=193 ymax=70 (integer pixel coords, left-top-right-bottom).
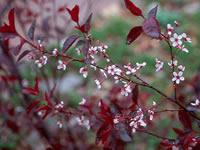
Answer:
xmin=76 ymin=48 xmax=81 ymax=55
xmin=178 ymin=65 xmax=185 ymax=72
xmin=100 ymin=69 xmax=107 ymax=78
xmin=35 ymin=55 xmax=48 ymax=68
xmin=124 ymin=63 xmax=137 ymax=75
xmin=57 ymin=60 xmax=66 ymax=71
xmin=170 ymin=33 xmax=183 ymax=47
xmin=94 ymin=79 xmax=101 ymax=89
xmin=121 ymin=83 xmax=132 ymax=96
xmin=172 ymin=71 xmax=184 ymax=84
xmin=75 ymin=116 xmax=90 ymax=130
xmin=113 ymin=117 xmax=119 ymax=124
xmin=52 ymin=48 xmax=58 ymax=56
xmin=79 ymin=98 xmax=86 ymax=105
xmin=129 ymin=108 xmax=147 ymax=133
xmin=167 ymin=24 xmax=174 ymax=35
xmin=182 ymin=33 xmax=192 ymax=43
xmin=168 ymin=60 xmax=178 ymax=68
xmin=56 ymin=121 xmax=63 ymax=128
xmin=136 ymin=62 xmax=146 ymax=70
xmin=79 ymin=67 xmax=88 ymax=78
xmin=107 ymin=65 xmax=122 ymax=79
xmin=155 ymin=58 xmax=164 ymax=72
xmin=190 ymin=99 xmax=200 ymax=106
xmin=178 ymin=45 xmax=189 ymax=53
xmin=55 ymin=101 xmax=64 ymax=109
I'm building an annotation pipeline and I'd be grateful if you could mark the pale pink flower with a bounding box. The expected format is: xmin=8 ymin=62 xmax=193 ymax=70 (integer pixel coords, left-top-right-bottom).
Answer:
xmin=182 ymin=33 xmax=192 ymax=43
xmin=172 ymin=71 xmax=184 ymax=84
xmin=57 ymin=60 xmax=66 ymax=70
xmin=79 ymin=67 xmax=88 ymax=78
xmin=167 ymin=24 xmax=174 ymax=35
xmin=155 ymin=58 xmax=164 ymax=72
xmin=35 ymin=55 xmax=48 ymax=68
xmin=170 ymin=33 xmax=183 ymax=47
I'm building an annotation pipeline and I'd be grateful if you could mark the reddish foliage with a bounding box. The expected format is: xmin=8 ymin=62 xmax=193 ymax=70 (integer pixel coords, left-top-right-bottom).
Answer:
xmin=124 ymin=0 xmax=143 ymax=17
xmin=126 ymin=26 xmax=143 ymax=44
xmin=66 ymin=5 xmax=80 ymax=23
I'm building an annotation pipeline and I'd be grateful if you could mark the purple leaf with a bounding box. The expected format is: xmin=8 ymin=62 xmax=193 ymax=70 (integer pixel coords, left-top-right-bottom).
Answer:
xmin=75 ymin=13 xmax=93 ymax=33
xmin=132 ymin=85 xmax=139 ymax=105
xmin=28 ymin=20 xmax=36 ymax=40
xmin=126 ymin=26 xmax=143 ymax=44
xmin=178 ymin=110 xmax=192 ymax=129
xmin=142 ymin=17 xmax=161 ymax=39
xmin=62 ymin=35 xmax=79 ymax=52
xmin=17 ymin=50 xmax=31 ymax=62
xmin=148 ymin=5 xmax=158 ymax=18
xmin=12 ymin=40 xmax=25 ymax=56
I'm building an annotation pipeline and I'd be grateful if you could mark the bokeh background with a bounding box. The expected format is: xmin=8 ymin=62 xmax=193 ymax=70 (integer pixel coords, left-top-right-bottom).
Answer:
xmin=0 ymin=0 xmax=200 ymax=149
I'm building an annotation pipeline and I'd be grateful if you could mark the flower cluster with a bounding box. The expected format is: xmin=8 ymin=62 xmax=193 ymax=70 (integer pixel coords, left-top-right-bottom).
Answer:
xmin=124 ymin=62 xmax=146 ymax=75
xmin=75 ymin=116 xmax=90 ymax=130
xmin=129 ymin=108 xmax=147 ymax=133
xmin=166 ymin=59 xmax=186 ymax=84
xmin=167 ymin=22 xmax=191 ymax=53
xmin=87 ymin=45 xmax=110 ymax=65
xmin=148 ymin=101 xmax=156 ymax=121
xmin=121 ymin=82 xmax=132 ymax=96
xmin=55 ymin=101 xmax=64 ymax=110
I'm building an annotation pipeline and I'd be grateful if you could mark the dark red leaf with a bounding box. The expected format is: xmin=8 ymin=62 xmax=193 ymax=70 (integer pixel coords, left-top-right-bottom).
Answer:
xmin=26 ymin=100 xmax=40 ymax=114
xmin=1 ymin=75 xmax=18 ymax=82
xmin=23 ymin=77 xmax=39 ymax=95
xmin=126 ymin=26 xmax=143 ymax=44
xmin=124 ymin=0 xmax=143 ymax=17
xmin=28 ymin=20 xmax=36 ymax=40
xmin=173 ymin=128 xmax=185 ymax=136
xmin=132 ymin=85 xmax=139 ymax=104
xmin=178 ymin=110 xmax=192 ymax=129
xmin=0 ymin=8 xmax=16 ymax=34
xmin=96 ymin=123 xmax=112 ymax=145
xmin=6 ymin=119 xmax=19 ymax=133
xmin=160 ymin=139 xmax=174 ymax=147
xmin=75 ymin=13 xmax=93 ymax=33
xmin=148 ymin=5 xmax=158 ymax=18
xmin=99 ymin=100 xmax=110 ymax=113
xmin=62 ymin=35 xmax=79 ymax=52
xmin=142 ymin=17 xmax=161 ymax=39
xmin=17 ymin=50 xmax=31 ymax=62
xmin=66 ymin=5 xmax=79 ymax=23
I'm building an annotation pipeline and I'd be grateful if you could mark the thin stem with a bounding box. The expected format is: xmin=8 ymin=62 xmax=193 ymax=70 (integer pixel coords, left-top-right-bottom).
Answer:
xmin=137 ymin=129 xmax=174 ymax=140
xmin=154 ymin=109 xmax=183 ymax=113
xmin=167 ymin=41 xmax=177 ymax=100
